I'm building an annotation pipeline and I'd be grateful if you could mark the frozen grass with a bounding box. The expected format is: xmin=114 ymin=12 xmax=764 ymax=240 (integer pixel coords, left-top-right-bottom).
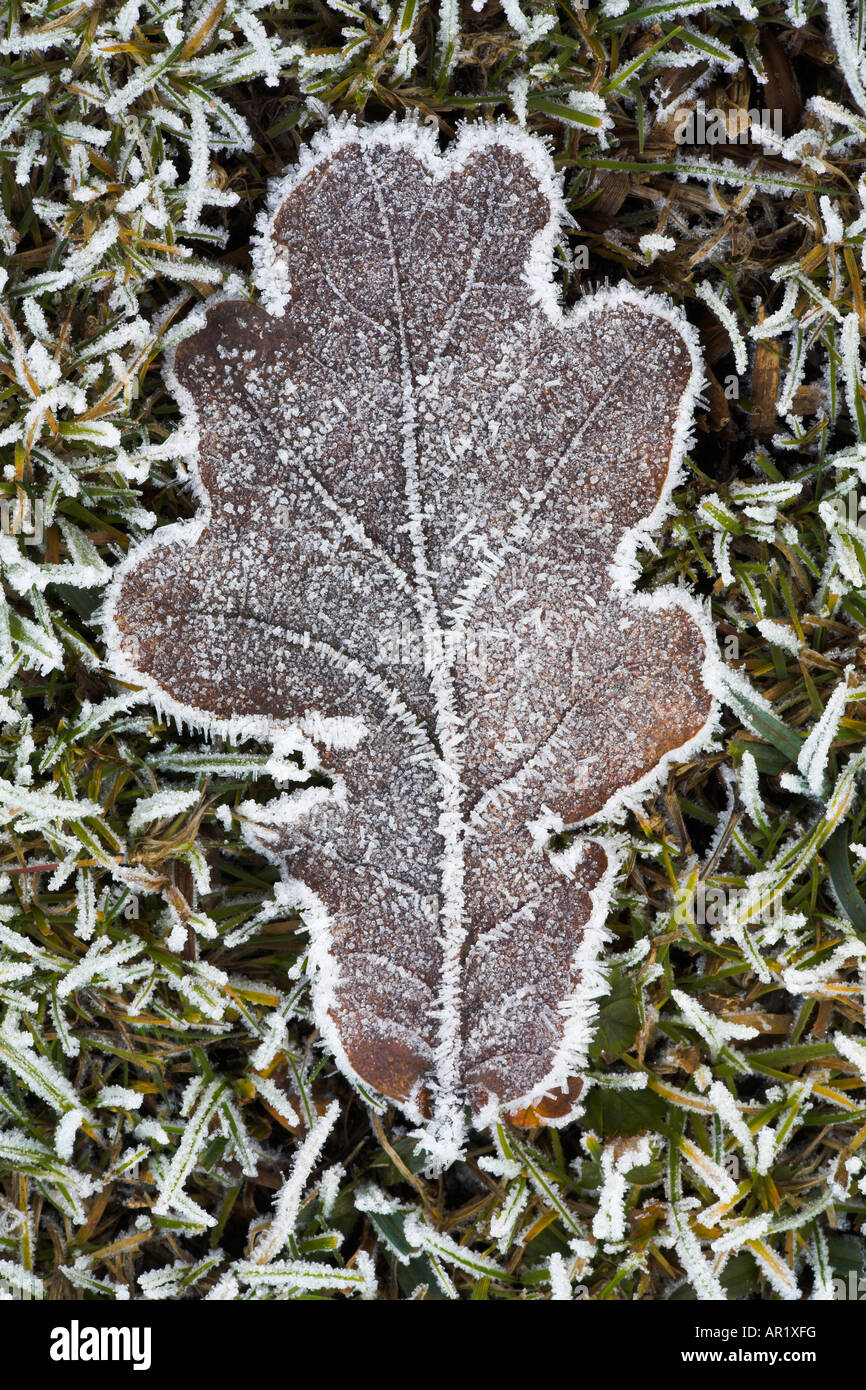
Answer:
xmin=0 ymin=0 xmax=866 ymax=1301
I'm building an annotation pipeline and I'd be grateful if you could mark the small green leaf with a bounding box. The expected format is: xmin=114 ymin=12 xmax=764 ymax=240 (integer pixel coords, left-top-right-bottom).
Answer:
xmin=590 ymin=971 xmax=641 ymax=1058
xmin=584 ymin=1086 xmax=666 ymax=1137
xmin=824 ymin=823 xmax=866 ymax=941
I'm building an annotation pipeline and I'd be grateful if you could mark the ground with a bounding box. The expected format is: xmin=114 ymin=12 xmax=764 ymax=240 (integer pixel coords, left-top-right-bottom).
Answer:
xmin=0 ymin=0 xmax=865 ymax=1302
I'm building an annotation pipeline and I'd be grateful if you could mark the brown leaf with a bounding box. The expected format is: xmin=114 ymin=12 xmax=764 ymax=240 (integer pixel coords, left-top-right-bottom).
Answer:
xmin=752 ymin=314 xmax=781 ymax=437
xmin=105 ymin=122 xmax=716 ymax=1160
xmin=699 ymin=366 xmax=733 ymax=433
xmin=579 ymin=171 xmax=630 ymax=231
xmin=759 ymin=28 xmax=803 ymax=136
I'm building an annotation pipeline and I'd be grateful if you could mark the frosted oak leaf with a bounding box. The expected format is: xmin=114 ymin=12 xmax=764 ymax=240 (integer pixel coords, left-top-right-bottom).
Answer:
xmin=105 ymin=120 xmax=717 ymax=1162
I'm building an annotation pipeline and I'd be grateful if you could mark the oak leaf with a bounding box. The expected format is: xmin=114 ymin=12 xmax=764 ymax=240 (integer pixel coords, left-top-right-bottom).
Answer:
xmin=106 ymin=121 xmax=717 ymax=1161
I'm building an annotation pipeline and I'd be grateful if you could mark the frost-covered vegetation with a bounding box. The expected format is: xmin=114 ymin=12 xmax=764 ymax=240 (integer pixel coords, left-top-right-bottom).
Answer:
xmin=1 ymin=0 xmax=866 ymax=1302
